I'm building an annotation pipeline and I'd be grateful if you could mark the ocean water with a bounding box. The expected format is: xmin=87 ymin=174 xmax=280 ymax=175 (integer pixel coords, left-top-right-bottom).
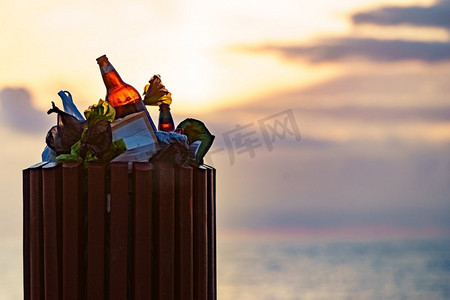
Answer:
xmin=218 ymin=238 xmax=450 ymax=300
xmin=1 ymin=237 xmax=449 ymax=299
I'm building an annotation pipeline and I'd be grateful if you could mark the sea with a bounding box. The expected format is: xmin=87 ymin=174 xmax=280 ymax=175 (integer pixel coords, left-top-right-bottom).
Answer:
xmin=217 ymin=238 xmax=450 ymax=300
xmin=1 ymin=237 xmax=449 ymax=299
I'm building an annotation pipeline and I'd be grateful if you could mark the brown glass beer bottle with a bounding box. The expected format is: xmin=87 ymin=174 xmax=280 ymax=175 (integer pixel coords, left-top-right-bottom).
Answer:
xmin=96 ymin=55 xmax=156 ymax=130
xmin=158 ymin=103 xmax=175 ymax=132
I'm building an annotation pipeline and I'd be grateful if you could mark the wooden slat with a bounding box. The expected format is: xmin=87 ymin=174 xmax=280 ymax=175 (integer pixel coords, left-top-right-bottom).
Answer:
xmin=29 ymin=163 xmax=46 ymax=300
xmin=109 ymin=162 xmax=129 ymax=300
xmin=175 ymin=165 xmax=194 ymax=300
xmin=24 ymin=161 xmax=217 ymax=299
xmin=62 ymin=162 xmax=84 ymax=300
xmin=42 ymin=162 xmax=62 ymax=300
xmin=193 ymin=166 xmax=208 ymax=300
xmin=205 ymin=166 xmax=217 ymax=300
xmin=212 ymin=167 xmax=217 ymax=300
xmin=87 ymin=163 xmax=107 ymax=300
xmin=154 ymin=162 xmax=175 ymax=300
xmin=23 ymin=168 xmax=31 ymax=300
xmin=133 ymin=162 xmax=153 ymax=300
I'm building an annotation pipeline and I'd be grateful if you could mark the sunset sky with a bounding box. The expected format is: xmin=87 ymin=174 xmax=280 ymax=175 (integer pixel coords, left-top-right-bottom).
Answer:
xmin=1 ymin=0 xmax=449 ymax=243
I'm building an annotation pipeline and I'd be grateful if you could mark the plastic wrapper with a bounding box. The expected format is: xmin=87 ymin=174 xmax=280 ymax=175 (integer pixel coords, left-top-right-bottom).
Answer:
xmin=84 ymin=99 xmax=116 ymax=124
xmin=56 ymin=139 xmax=126 ymax=167
xmin=41 ymin=146 xmax=57 ymax=162
xmin=58 ymin=90 xmax=85 ymax=121
xmin=151 ymin=131 xmax=189 ymax=165
xmin=176 ymin=118 xmax=215 ymax=165
xmin=80 ymin=119 xmax=112 ymax=157
xmin=142 ymin=74 xmax=172 ymax=106
xmin=55 ymin=100 xmax=126 ymax=168
xmin=46 ymin=102 xmax=86 ymax=155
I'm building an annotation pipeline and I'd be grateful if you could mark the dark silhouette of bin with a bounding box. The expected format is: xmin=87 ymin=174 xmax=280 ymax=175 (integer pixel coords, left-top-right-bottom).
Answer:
xmin=23 ymin=162 xmax=216 ymax=300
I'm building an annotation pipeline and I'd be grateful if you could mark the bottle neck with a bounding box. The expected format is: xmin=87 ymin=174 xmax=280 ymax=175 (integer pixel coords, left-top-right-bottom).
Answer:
xmin=159 ymin=103 xmax=171 ymax=111
xmin=97 ymin=56 xmax=124 ymax=89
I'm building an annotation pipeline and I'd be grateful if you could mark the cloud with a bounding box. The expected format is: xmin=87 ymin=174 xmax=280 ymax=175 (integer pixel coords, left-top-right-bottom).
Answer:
xmin=301 ymin=105 xmax=450 ymax=123
xmin=352 ymin=0 xmax=450 ymax=30
xmin=0 ymin=87 xmax=53 ymax=134
xmin=242 ymin=1 xmax=450 ymax=63
xmin=297 ymin=71 xmax=450 ymax=96
xmin=205 ymin=70 xmax=450 ymax=127
xmin=216 ymin=140 xmax=450 ymax=232
xmin=202 ymin=68 xmax=450 ymax=236
xmin=260 ymin=38 xmax=450 ymax=63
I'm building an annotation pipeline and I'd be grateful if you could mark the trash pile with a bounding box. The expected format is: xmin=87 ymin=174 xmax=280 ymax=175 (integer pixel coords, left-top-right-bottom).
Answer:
xmin=42 ymin=55 xmax=214 ymax=167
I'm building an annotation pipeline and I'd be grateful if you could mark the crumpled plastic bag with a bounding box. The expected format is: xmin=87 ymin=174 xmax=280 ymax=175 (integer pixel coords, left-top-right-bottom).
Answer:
xmin=46 ymin=101 xmax=86 ymax=155
xmin=41 ymin=146 xmax=57 ymax=162
xmin=84 ymin=99 xmax=116 ymax=124
xmin=56 ymin=138 xmax=126 ymax=167
xmin=151 ymin=131 xmax=189 ymax=165
xmin=55 ymin=100 xmax=126 ymax=167
xmin=58 ymin=90 xmax=85 ymax=121
xmin=176 ymin=118 xmax=214 ymax=165
xmin=80 ymin=119 xmax=112 ymax=157
xmin=142 ymin=74 xmax=172 ymax=106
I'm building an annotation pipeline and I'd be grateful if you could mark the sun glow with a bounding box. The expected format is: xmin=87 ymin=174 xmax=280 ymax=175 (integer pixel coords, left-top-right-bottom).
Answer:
xmin=2 ymin=0 xmax=436 ymax=114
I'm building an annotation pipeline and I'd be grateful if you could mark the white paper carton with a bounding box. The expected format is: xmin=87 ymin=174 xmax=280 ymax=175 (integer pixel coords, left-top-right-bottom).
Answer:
xmin=110 ymin=112 xmax=158 ymax=162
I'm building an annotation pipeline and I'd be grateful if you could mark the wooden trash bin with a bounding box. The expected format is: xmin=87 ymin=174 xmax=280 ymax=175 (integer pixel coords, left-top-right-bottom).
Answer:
xmin=23 ymin=161 xmax=216 ymax=300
